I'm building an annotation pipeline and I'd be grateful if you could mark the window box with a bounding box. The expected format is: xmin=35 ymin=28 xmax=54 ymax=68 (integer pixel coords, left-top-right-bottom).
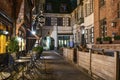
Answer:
xmin=112 ymin=40 xmax=120 ymax=44
xmin=103 ymin=36 xmax=112 ymax=44
xmin=113 ymin=35 xmax=120 ymax=44
xmin=96 ymin=37 xmax=102 ymax=44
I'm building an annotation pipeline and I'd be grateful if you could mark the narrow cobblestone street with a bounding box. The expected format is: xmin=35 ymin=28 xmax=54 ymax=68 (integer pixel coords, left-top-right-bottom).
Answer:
xmin=41 ymin=51 xmax=93 ymax=80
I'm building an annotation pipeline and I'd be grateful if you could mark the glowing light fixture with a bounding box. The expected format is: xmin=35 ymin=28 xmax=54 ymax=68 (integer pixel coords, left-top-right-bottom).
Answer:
xmin=17 ymin=37 xmax=22 ymax=42
xmin=31 ymin=30 xmax=36 ymax=35
xmin=3 ymin=31 xmax=9 ymax=35
xmin=0 ymin=30 xmax=9 ymax=35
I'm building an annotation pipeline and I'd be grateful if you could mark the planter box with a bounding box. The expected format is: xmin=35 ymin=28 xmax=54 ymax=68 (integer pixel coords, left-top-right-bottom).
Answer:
xmin=102 ymin=41 xmax=111 ymax=44
xmin=112 ymin=40 xmax=120 ymax=44
xmin=96 ymin=41 xmax=102 ymax=44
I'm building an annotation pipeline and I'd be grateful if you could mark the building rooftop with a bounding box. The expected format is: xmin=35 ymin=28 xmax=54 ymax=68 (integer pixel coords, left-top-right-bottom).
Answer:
xmin=44 ymin=0 xmax=77 ymax=13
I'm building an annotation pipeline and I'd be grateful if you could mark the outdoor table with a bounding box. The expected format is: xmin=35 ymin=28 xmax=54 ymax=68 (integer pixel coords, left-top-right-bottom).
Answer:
xmin=20 ymin=56 xmax=31 ymax=59
xmin=15 ymin=59 xmax=30 ymax=80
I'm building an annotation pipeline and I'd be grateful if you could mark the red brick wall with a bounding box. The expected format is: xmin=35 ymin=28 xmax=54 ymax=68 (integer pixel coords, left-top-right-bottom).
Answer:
xmin=94 ymin=0 xmax=120 ymax=43
xmin=94 ymin=0 xmax=100 ymax=43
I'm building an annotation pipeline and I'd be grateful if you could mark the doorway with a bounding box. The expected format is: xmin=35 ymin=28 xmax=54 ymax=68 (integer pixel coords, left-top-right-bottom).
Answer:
xmin=42 ymin=36 xmax=54 ymax=50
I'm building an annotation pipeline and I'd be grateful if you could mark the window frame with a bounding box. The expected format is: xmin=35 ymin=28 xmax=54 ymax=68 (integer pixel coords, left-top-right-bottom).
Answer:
xmin=100 ymin=18 xmax=107 ymax=38
xmin=99 ymin=0 xmax=105 ymax=8
xmin=45 ymin=17 xmax=51 ymax=26
xmin=117 ymin=2 xmax=120 ymax=18
xmin=46 ymin=3 xmax=52 ymax=12
xmin=57 ymin=17 xmax=63 ymax=26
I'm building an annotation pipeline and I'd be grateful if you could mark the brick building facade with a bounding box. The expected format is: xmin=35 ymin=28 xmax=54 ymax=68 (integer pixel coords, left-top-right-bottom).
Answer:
xmin=94 ymin=0 xmax=120 ymax=43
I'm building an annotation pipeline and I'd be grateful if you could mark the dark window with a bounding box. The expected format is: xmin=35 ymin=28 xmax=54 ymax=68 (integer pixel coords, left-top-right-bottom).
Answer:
xmin=45 ymin=17 xmax=51 ymax=26
xmin=99 ymin=0 xmax=105 ymax=7
xmin=57 ymin=17 xmax=63 ymax=26
xmin=60 ymin=3 xmax=67 ymax=12
xmin=90 ymin=0 xmax=93 ymax=13
xmin=68 ymin=18 xmax=71 ymax=26
xmin=46 ymin=3 xmax=52 ymax=12
xmin=85 ymin=2 xmax=92 ymax=17
xmin=85 ymin=4 xmax=87 ymax=16
xmin=117 ymin=3 xmax=120 ymax=18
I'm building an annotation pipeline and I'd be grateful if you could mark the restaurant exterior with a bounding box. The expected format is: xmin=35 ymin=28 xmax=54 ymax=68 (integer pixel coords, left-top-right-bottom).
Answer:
xmin=0 ymin=11 xmax=13 ymax=54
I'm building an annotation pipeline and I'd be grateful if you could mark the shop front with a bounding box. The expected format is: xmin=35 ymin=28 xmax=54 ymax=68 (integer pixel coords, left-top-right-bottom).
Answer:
xmin=58 ymin=35 xmax=70 ymax=48
xmin=0 ymin=22 xmax=11 ymax=54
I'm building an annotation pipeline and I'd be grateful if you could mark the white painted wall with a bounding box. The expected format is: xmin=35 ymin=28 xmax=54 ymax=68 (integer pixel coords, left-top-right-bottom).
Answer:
xmin=51 ymin=26 xmax=58 ymax=49
xmin=84 ymin=13 xmax=94 ymax=29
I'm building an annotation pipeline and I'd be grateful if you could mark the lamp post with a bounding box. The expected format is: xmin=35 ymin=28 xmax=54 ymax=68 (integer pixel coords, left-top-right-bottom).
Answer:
xmin=37 ymin=11 xmax=45 ymax=45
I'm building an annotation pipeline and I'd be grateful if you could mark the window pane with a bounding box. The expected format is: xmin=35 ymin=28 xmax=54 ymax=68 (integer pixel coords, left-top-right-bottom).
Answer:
xmin=60 ymin=3 xmax=67 ymax=12
xmin=118 ymin=3 xmax=120 ymax=18
xmin=46 ymin=3 xmax=52 ymax=12
xmin=57 ymin=17 xmax=63 ymax=26
xmin=45 ymin=17 xmax=51 ymax=26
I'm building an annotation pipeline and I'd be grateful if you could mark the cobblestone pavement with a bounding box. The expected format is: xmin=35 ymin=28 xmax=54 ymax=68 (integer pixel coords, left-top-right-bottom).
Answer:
xmin=41 ymin=51 xmax=93 ymax=80
xmin=8 ymin=51 xmax=93 ymax=80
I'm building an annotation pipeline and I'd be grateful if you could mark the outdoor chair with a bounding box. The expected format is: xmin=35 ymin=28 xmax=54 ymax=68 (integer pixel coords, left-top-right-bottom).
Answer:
xmin=0 ymin=53 xmax=11 ymax=80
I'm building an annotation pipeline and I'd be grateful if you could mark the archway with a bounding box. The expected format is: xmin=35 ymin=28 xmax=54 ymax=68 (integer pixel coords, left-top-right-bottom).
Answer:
xmin=42 ymin=36 xmax=54 ymax=50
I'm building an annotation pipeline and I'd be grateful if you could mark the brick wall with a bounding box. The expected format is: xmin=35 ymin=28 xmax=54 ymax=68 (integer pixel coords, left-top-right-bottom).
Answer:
xmin=94 ymin=0 xmax=100 ymax=43
xmin=94 ymin=0 xmax=120 ymax=43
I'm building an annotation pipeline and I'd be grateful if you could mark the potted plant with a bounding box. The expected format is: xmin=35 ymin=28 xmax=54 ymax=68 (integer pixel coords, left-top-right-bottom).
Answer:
xmin=103 ymin=36 xmax=112 ymax=44
xmin=96 ymin=37 xmax=102 ymax=44
xmin=32 ymin=46 xmax=43 ymax=59
xmin=7 ymin=37 xmax=19 ymax=63
xmin=7 ymin=37 xmax=19 ymax=53
xmin=33 ymin=46 xmax=43 ymax=53
xmin=113 ymin=35 xmax=120 ymax=44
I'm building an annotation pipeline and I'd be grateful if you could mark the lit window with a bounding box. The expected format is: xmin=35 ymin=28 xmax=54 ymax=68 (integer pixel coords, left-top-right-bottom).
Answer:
xmin=100 ymin=18 xmax=107 ymax=38
xmin=90 ymin=27 xmax=94 ymax=43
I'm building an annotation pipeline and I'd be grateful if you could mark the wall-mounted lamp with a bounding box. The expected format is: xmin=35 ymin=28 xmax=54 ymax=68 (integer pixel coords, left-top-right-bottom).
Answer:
xmin=3 ymin=31 xmax=9 ymax=35
xmin=17 ymin=37 xmax=22 ymax=42
xmin=0 ymin=30 xmax=9 ymax=35
xmin=31 ymin=30 xmax=36 ymax=35
xmin=111 ymin=22 xmax=117 ymax=27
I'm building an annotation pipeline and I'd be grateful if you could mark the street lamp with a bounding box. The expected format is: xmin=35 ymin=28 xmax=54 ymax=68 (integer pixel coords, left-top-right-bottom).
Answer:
xmin=32 ymin=10 xmax=45 ymax=46
xmin=38 ymin=11 xmax=45 ymax=27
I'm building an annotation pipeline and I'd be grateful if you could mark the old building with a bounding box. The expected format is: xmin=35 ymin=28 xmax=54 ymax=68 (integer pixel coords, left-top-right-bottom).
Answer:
xmin=72 ymin=0 xmax=85 ymax=46
xmin=94 ymin=0 xmax=120 ymax=43
xmin=0 ymin=0 xmax=34 ymax=53
xmin=0 ymin=0 xmax=23 ymax=53
xmin=72 ymin=0 xmax=94 ymax=48
xmin=36 ymin=0 xmax=77 ymax=50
